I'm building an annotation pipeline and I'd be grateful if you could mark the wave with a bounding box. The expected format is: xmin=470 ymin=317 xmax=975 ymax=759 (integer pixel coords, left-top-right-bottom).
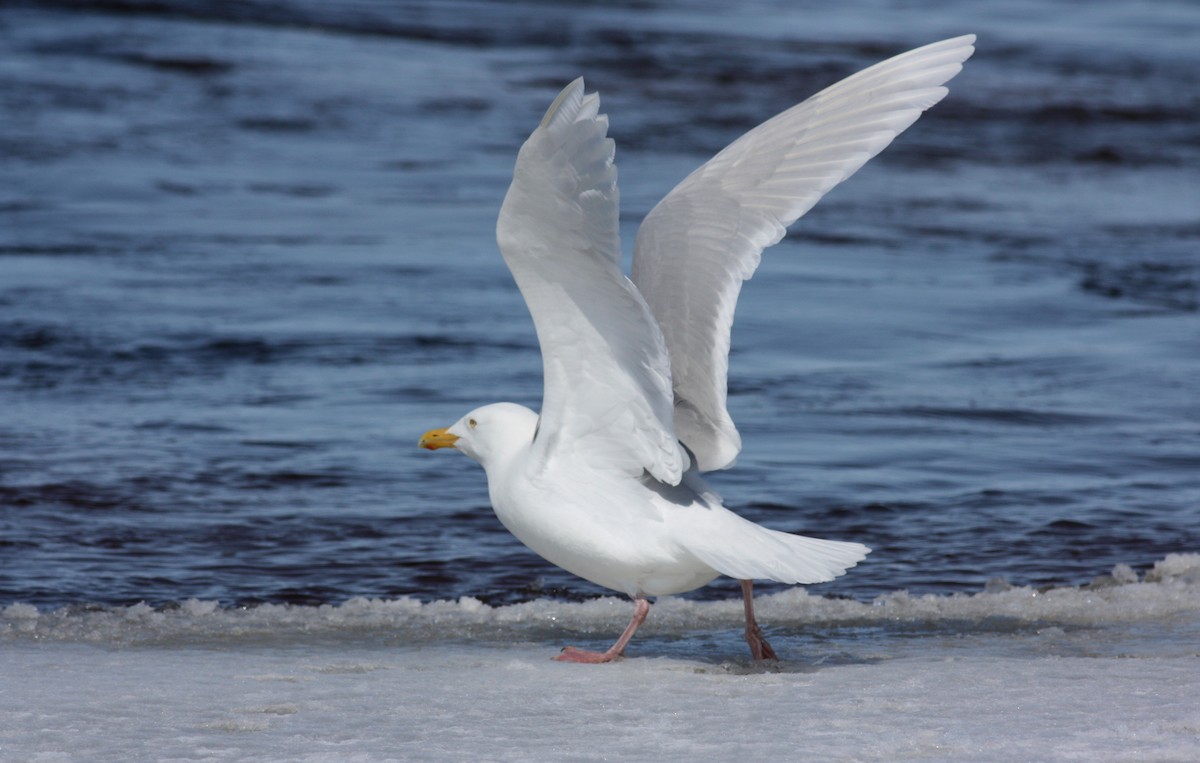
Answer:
xmin=4 ymin=554 xmax=1198 ymax=647
xmin=0 ymin=321 xmax=535 ymax=393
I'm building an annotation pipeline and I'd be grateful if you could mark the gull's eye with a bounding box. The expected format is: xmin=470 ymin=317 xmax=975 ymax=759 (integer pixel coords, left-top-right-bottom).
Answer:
xmin=468 ymin=418 xmax=478 ymax=429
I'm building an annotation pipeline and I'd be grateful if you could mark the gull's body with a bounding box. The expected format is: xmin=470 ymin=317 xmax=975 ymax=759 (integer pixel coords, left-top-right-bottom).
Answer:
xmin=421 ymin=35 xmax=975 ymax=661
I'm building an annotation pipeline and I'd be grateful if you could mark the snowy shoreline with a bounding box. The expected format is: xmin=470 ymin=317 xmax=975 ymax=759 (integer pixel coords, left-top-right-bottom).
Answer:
xmin=4 ymin=562 xmax=1198 ymax=760
xmin=5 ymin=554 xmax=1198 ymax=648
xmin=4 ymin=634 xmax=1197 ymax=761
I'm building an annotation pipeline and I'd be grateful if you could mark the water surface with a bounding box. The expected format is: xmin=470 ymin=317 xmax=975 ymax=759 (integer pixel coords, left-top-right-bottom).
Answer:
xmin=2 ymin=0 xmax=1198 ymax=611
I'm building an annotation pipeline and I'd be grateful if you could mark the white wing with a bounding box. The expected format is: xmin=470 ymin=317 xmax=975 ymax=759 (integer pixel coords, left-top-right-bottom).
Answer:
xmin=631 ymin=35 xmax=976 ymax=472
xmin=497 ymin=79 xmax=689 ymax=485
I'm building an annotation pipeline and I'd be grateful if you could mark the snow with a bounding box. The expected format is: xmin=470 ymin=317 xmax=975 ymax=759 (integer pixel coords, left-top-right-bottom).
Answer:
xmin=4 ymin=643 xmax=1198 ymax=761
xmin=3 ymin=556 xmax=1199 ymax=761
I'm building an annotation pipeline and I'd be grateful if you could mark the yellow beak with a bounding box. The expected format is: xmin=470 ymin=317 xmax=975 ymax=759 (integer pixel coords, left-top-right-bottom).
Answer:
xmin=418 ymin=427 xmax=460 ymax=450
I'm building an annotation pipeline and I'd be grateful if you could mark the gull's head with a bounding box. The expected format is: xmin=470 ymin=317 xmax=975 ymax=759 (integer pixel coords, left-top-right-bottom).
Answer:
xmin=418 ymin=402 xmax=539 ymax=469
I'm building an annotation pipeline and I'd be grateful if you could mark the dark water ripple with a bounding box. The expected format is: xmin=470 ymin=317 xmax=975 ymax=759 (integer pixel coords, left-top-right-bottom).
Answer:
xmin=2 ymin=0 xmax=1198 ymax=610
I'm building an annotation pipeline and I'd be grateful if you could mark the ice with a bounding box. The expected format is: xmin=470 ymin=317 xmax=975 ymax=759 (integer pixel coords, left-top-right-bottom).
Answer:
xmin=3 ymin=640 xmax=1198 ymax=761
xmin=3 ymin=556 xmax=1199 ymax=761
xmin=5 ymin=555 xmax=1199 ymax=647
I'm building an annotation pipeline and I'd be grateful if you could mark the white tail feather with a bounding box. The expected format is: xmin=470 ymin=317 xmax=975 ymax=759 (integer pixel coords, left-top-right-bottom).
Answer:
xmin=685 ymin=521 xmax=870 ymax=585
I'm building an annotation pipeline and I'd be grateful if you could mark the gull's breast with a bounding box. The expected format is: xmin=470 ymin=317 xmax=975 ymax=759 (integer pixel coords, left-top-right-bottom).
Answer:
xmin=487 ymin=461 xmax=720 ymax=597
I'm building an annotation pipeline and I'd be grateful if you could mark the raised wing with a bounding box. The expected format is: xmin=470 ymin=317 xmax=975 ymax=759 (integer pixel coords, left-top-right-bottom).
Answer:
xmin=497 ymin=79 xmax=689 ymax=485
xmin=631 ymin=35 xmax=976 ymax=472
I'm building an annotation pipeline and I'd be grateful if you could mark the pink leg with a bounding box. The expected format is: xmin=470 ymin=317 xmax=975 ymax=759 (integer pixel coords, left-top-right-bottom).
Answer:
xmin=741 ymin=579 xmax=778 ymax=661
xmin=555 ymin=597 xmax=650 ymax=663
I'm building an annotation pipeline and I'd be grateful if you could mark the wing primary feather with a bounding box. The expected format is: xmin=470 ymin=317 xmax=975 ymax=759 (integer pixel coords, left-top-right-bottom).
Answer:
xmin=632 ymin=35 xmax=975 ymax=472
xmin=499 ymin=78 xmax=691 ymax=485
xmin=539 ymin=77 xmax=584 ymax=129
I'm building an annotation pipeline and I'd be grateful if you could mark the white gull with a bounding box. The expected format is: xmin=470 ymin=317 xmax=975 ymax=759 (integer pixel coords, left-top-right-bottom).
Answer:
xmin=420 ymin=35 xmax=975 ymax=662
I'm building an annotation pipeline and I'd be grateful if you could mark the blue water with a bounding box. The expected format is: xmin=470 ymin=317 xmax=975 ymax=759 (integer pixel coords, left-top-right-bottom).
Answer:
xmin=2 ymin=0 xmax=1198 ymax=612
